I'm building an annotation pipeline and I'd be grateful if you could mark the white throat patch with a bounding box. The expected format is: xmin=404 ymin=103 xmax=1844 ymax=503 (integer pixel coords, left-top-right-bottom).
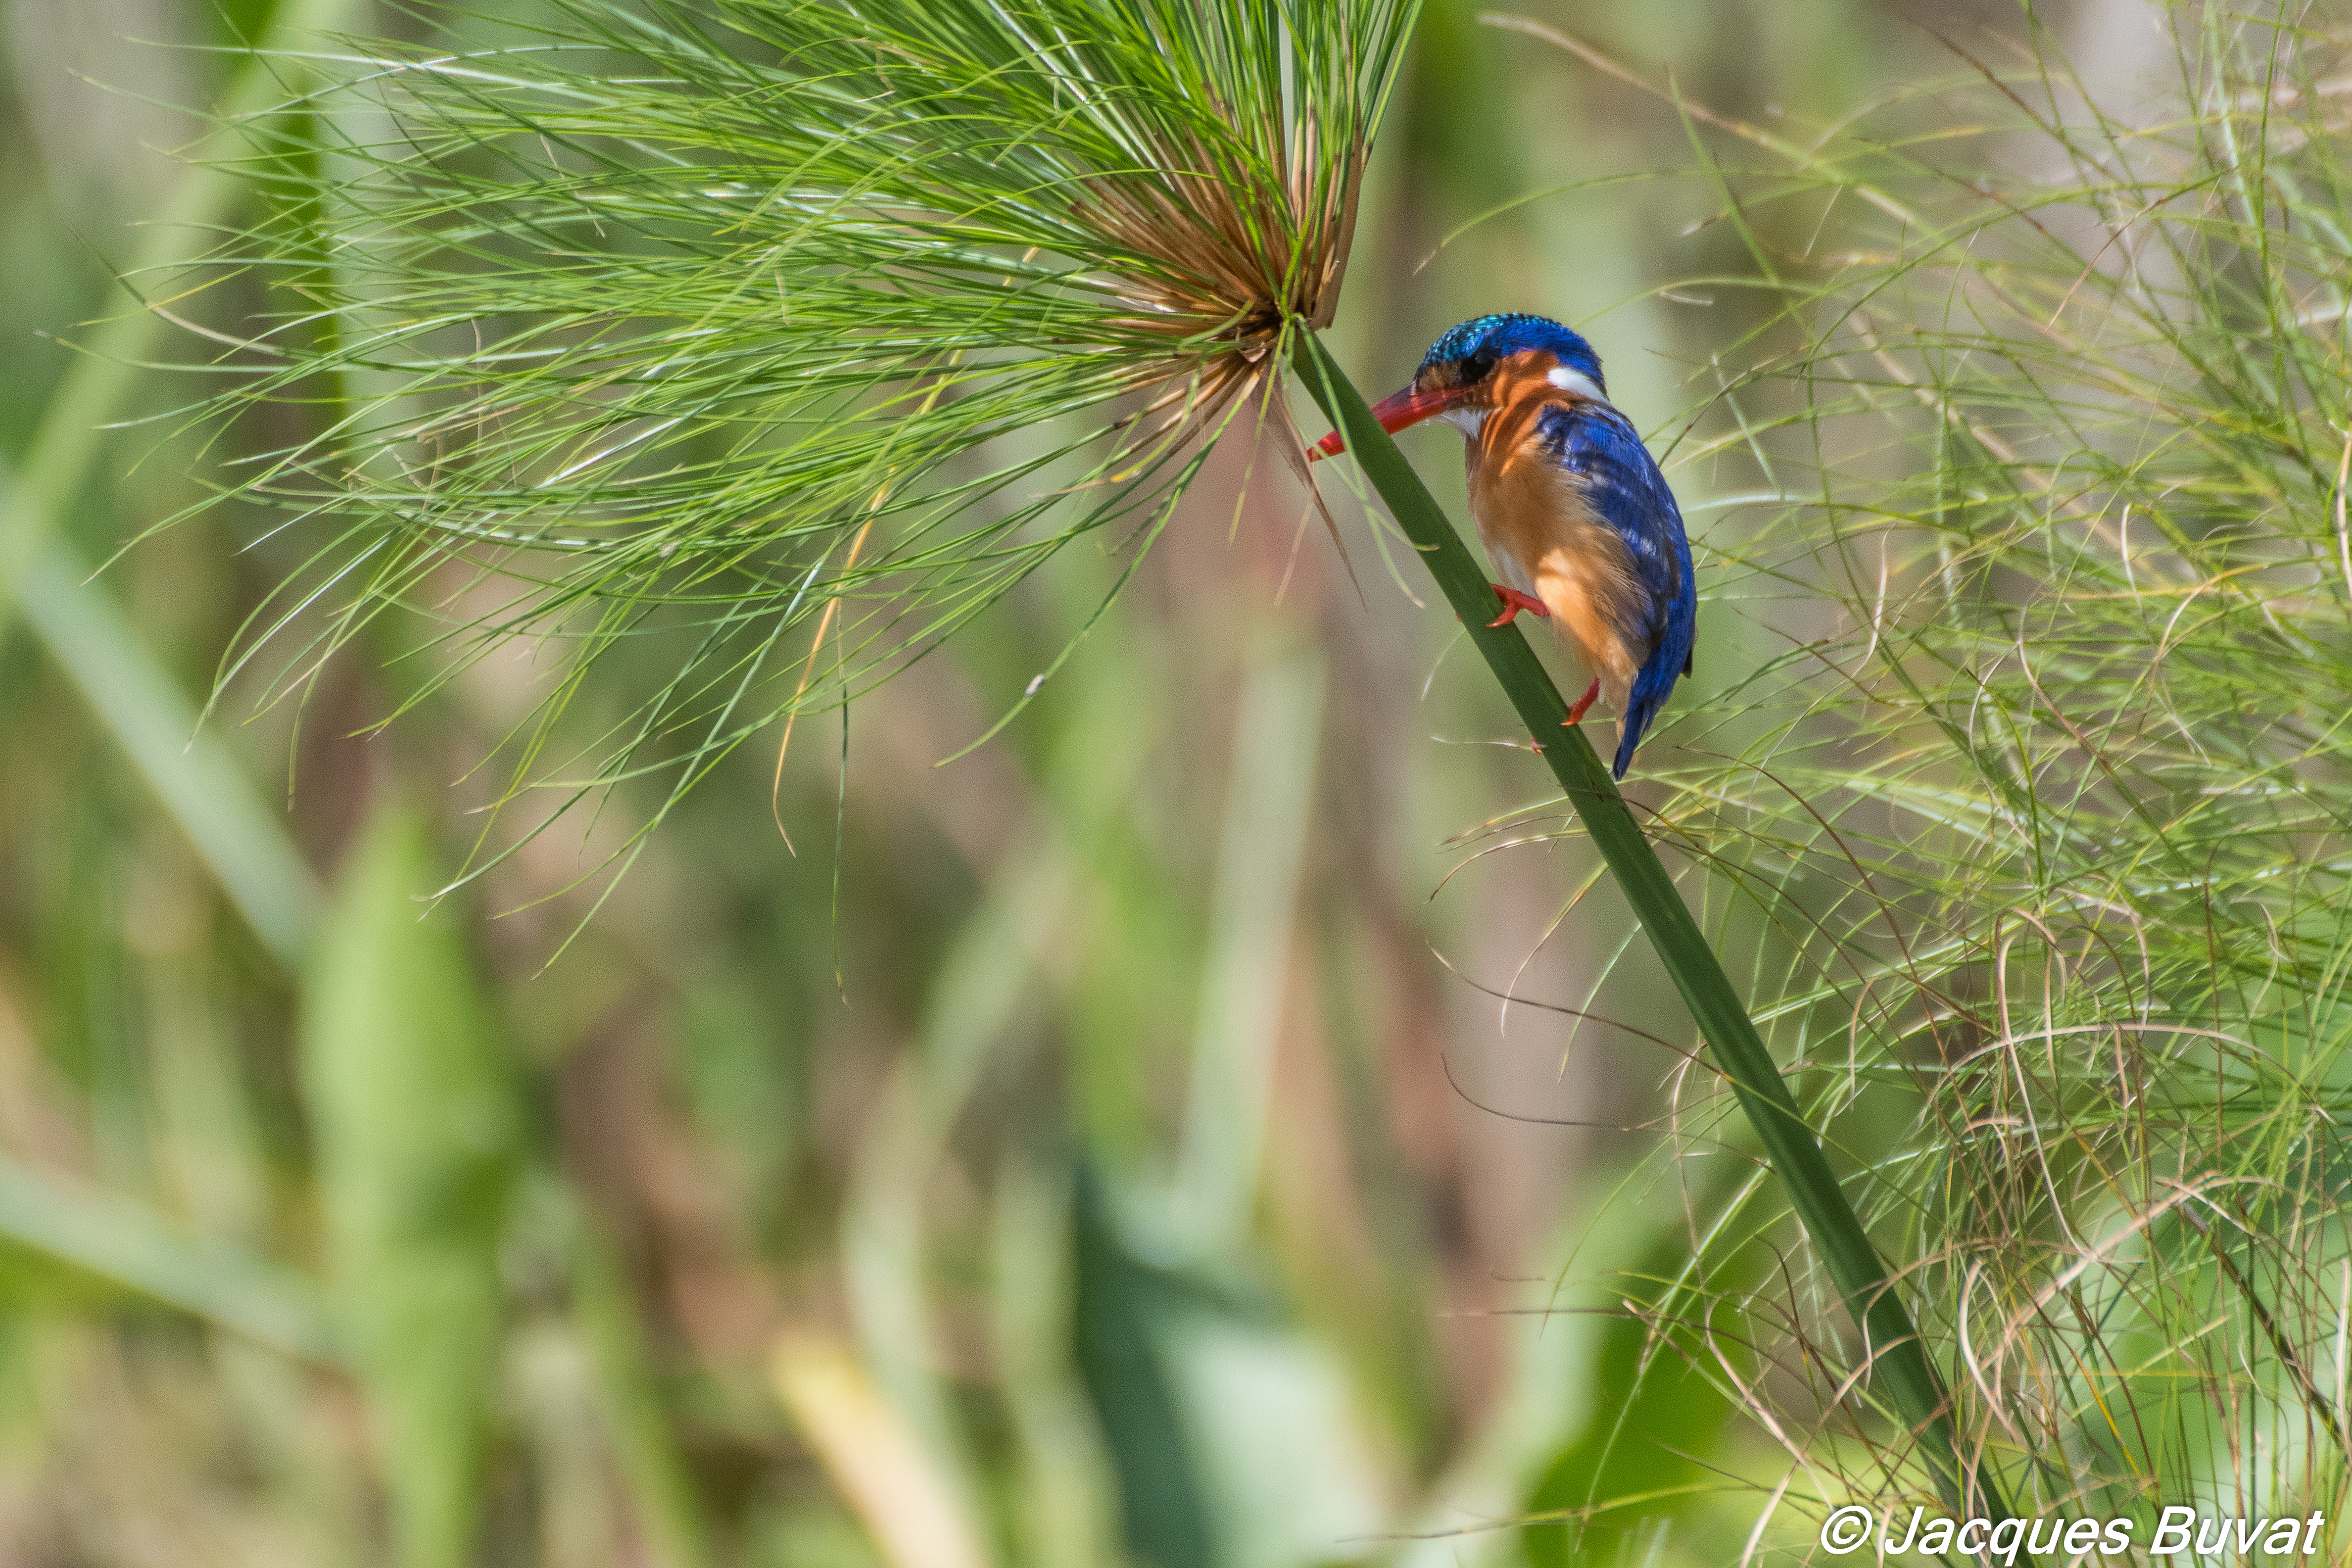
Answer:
xmin=1546 ymin=365 xmax=1607 ymax=403
xmin=1439 ymin=406 xmax=1489 ymax=438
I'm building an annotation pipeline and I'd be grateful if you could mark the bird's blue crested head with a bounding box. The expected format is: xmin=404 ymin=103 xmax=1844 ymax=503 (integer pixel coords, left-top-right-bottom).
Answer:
xmin=1305 ymin=312 xmax=1611 ymax=464
xmin=1413 ymin=313 xmax=1605 ymax=399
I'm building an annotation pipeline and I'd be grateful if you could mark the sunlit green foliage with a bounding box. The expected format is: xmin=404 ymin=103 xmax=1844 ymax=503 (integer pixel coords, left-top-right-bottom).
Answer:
xmin=302 ymin=807 xmax=517 ymax=1568
xmin=1614 ymin=0 xmax=2352 ymax=1537
xmin=192 ymin=0 xmax=1409 ymax=875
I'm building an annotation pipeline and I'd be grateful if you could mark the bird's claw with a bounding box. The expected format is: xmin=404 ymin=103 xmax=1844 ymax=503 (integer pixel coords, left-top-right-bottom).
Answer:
xmin=1564 ymin=679 xmax=1600 ymax=726
xmin=1486 ymin=585 xmax=1550 ymax=627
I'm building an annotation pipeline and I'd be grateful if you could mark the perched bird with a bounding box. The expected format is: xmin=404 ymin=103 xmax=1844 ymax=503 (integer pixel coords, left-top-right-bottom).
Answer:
xmin=1311 ymin=313 xmax=1695 ymax=780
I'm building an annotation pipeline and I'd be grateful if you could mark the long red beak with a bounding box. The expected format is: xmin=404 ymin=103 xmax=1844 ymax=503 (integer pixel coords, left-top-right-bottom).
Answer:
xmin=1308 ymin=384 xmax=1462 ymax=462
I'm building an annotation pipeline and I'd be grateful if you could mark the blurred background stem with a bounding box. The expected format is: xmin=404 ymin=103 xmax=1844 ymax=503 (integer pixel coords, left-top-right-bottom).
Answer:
xmin=0 ymin=0 xmax=361 ymax=959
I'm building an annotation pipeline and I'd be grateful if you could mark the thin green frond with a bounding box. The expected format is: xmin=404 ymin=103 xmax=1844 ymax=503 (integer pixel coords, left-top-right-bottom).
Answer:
xmin=1543 ymin=0 xmax=2352 ymax=1534
xmin=183 ymin=0 xmax=1413 ymax=864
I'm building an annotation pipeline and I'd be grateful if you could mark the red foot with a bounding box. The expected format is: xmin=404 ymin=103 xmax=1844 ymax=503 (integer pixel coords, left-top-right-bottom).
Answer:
xmin=1564 ymin=679 xmax=1600 ymax=726
xmin=1487 ymin=585 xmax=1550 ymax=628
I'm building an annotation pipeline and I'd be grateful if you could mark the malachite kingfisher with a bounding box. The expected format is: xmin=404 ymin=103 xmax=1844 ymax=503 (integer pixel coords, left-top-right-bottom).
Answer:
xmin=1311 ymin=313 xmax=1696 ymax=781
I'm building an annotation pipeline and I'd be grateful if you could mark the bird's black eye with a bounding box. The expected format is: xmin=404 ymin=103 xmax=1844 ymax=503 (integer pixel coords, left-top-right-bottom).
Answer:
xmin=1461 ymin=348 xmax=1497 ymax=382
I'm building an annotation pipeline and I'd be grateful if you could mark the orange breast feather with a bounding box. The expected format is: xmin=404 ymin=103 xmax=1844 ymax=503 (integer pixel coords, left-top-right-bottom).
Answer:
xmin=1463 ymin=381 xmax=1646 ymax=710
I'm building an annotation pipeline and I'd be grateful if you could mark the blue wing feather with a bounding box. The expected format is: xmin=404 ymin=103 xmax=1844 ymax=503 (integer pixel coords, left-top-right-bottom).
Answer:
xmin=1535 ymin=403 xmax=1696 ymax=779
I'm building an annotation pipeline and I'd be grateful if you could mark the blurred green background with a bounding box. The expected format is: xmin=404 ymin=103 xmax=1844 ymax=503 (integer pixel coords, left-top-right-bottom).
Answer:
xmin=0 ymin=2 xmax=2181 ymax=1566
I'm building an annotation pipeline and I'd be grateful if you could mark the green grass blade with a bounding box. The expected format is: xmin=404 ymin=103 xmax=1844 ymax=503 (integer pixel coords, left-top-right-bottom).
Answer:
xmin=0 ymin=0 xmax=358 ymax=968
xmin=2 ymin=0 xmax=365 ymax=586
xmin=991 ymin=1156 xmax=1119 ymax=1568
xmin=1293 ymin=327 xmax=2002 ymax=1526
xmin=568 ymin=1213 xmax=713 ymax=1568
xmin=0 ymin=1146 xmax=336 ymax=1360
xmin=1173 ymin=630 xmax=1324 ymax=1254
xmin=1 ymin=517 xmax=319 ymax=966
xmin=302 ymin=806 xmax=519 ymax=1568
xmin=1070 ymin=1167 xmax=1216 ymax=1568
